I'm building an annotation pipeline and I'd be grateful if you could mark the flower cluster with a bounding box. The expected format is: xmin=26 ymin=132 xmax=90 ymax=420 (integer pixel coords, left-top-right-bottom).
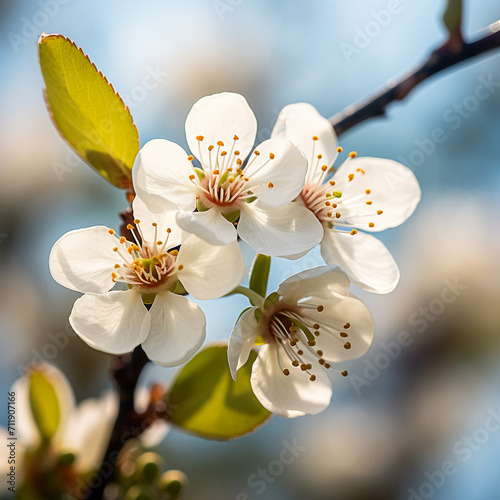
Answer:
xmin=50 ymin=92 xmax=421 ymax=417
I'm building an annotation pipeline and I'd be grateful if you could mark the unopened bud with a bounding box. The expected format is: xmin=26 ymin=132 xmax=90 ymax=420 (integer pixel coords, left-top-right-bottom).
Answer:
xmin=135 ymin=452 xmax=162 ymax=483
xmin=158 ymin=470 xmax=188 ymax=499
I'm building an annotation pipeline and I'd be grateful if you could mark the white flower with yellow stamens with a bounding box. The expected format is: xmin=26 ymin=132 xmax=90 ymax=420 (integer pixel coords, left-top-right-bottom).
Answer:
xmin=132 ymin=92 xmax=323 ymax=257
xmin=271 ymin=103 xmax=422 ymax=293
xmin=49 ymin=197 xmax=246 ymax=366
xmin=228 ymin=267 xmax=374 ymax=418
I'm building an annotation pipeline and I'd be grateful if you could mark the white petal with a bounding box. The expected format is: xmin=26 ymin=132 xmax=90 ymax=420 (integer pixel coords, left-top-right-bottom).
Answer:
xmin=251 ymin=344 xmax=332 ymax=418
xmin=176 ymin=236 xmax=246 ymax=300
xmin=132 ymin=196 xmax=186 ymax=249
xmin=301 ymin=294 xmax=374 ymax=362
xmin=227 ymin=307 xmax=260 ymax=380
xmin=176 ymin=209 xmax=237 ymax=246
xmin=321 ymin=229 xmax=400 ymax=294
xmin=49 ymin=226 xmax=121 ymax=294
xmin=333 ymin=157 xmax=421 ymax=231
xmin=69 ymin=291 xmax=150 ymax=355
xmin=132 ymin=139 xmax=196 ymax=211
xmin=244 ymin=138 xmax=307 ymax=206
xmin=238 ymin=201 xmax=323 ymax=257
xmin=271 ymin=103 xmax=338 ymax=175
xmin=12 ymin=363 xmax=76 ymax=450
xmin=142 ymin=292 xmax=206 ymax=367
xmin=61 ymin=391 xmax=118 ymax=471
xmin=278 ymin=266 xmax=351 ymax=304
xmin=185 ymin=92 xmax=257 ymax=163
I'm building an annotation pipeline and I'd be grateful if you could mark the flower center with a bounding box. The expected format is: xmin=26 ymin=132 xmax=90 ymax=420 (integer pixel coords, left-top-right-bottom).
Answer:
xmin=299 ymin=141 xmax=384 ymax=232
xmin=262 ymin=296 xmax=352 ymax=381
xmin=187 ymin=135 xmax=275 ymax=214
xmin=108 ymin=221 xmax=180 ymax=291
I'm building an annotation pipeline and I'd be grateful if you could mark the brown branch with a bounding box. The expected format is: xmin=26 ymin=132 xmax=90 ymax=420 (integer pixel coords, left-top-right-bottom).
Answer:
xmin=330 ymin=21 xmax=500 ymax=136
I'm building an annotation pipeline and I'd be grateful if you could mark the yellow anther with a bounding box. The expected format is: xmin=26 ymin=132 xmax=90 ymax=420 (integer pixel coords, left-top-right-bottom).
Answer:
xmin=187 ymin=155 xmax=194 ymax=161
xmin=365 ymin=189 xmax=371 ymax=194
xmin=325 ymin=201 xmax=331 ymax=206
xmin=157 ymin=241 xmax=163 ymax=245
xmin=321 ymin=165 xmax=328 ymax=172
xmin=377 ymin=210 xmax=383 ymax=215
xmin=217 ymin=140 xmax=224 ymax=147
xmin=283 ymin=369 xmax=290 ymax=376
xmin=169 ymin=249 xmax=178 ymax=256
xmin=119 ymin=237 xmax=126 ymax=244
xmin=297 ymin=350 xmax=304 ymax=355
xmin=166 ymin=228 xmax=172 ymax=233
xmin=189 ymin=174 xmax=195 ymax=180
xmin=254 ymin=150 xmax=260 ymax=156
xmin=317 ymin=305 xmax=324 ymax=312
xmin=332 ymin=203 xmax=337 ymax=208
xmin=233 ymin=135 xmax=239 ymax=140
xmin=336 ymin=212 xmax=341 ymax=218
xmin=213 ymin=169 xmax=220 ymax=175
xmin=313 ymin=323 xmax=320 ymax=329
xmin=127 ymin=224 xmax=134 ymax=230
xmin=329 ymin=180 xmax=336 ymax=186
xmin=114 ymin=264 xmax=120 ymax=269
xmin=111 ymin=272 xmax=117 ymax=280
xmin=344 ymin=342 xmax=352 ymax=350
xmin=292 ymin=360 xmax=299 ymax=367
xmin=349 ymin=151 xmax=357 ymax=158
xmin=152 ymin=222 xmax=157 ymax=227
xmin=108 ymin=229 xmax=115 ymax=235
xmin=113 ymin=247 xmax=118 ymax=252
xmin=221 ymin=151 xmax=227 ymax=156
xmin=356 ymin=168 xmax=365 ymax=174
xmin=236 ymin=159 xmax=243 ymax=166
xmin=317 ymin=349 xmax=323 ymax=356
xmin=340 ymin=331 xmax=348 ymax=338
xmin=324 ymin=363 xmax=331 ymax=369
xmin=268 ymin=182 xmax=274 ymax=188
xmin=234 ymin=150 xmax=240 ymax=156
xmin=312 ymin=135 xmax=319 ymax=141
xmin=350 ymin=229 xmax=358 ymax=235
xmin=178 ymin=264 xmax=184 ymax=271
xmin=366 ymin=200 xmax=372 ymax=205
xmin=348 ymin=173 xmax=355 ymax=182
xmin=196 ymin=135 xmax=204 ymax=141
xmin=310 ymin=375 xmax=316 ymax=381
xmin=244 ymin=177 xmax=249 ymax=181
xmin=308 ymin=340 xmax=316 ymax=346
xmin=208 ymin=145 xmax=214 ymax=151
xmin=317 ymin=154 xmax=323 ymax=159
xmin=344 ymin=323 xmax=350 ymax=329
xmin=269 ymin=153 xmax=275 ymax=159
xmin=300 ymin=364 xmax=307 ymax=371
xmin=337 ymin=147 xmax=343 ymax=153
xmin=342 ymin=370 xmax=348 ymax=377
xmin=319 ymin=359 xmax=325 ymax=365
xmin=369 ymin=222 xmax=375 ymax=228
xmin=228 ymin=177 xmax=235 ymax=183
xmin=327 ymin=212 xmax=332 ymax=218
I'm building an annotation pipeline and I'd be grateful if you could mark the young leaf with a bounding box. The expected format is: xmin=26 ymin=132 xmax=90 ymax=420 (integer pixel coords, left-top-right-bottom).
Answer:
xmin=166 ymin=344 xmax=271 ymax=440
xmin=249 ymin=254 xmax=271 ymax=301
xmin=29 ymin=370 xmax=61 ymax=441
xmin=38 ymin=33 xmax=139 ymax=189
xmin=443 ymin=0 xmax=463 ymax=35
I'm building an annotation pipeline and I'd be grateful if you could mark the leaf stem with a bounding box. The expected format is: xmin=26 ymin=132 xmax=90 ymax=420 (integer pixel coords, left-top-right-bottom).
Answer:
xmin=228 ymin=286 xmax=265 ymax=307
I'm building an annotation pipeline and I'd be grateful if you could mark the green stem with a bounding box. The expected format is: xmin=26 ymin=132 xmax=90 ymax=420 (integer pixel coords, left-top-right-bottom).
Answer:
xmin=228 ymin=286 xmax=265 ymax=307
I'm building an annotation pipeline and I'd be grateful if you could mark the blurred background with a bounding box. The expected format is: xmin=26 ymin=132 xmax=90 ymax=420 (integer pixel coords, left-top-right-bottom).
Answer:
xmin=1 ymin=0 xmax=500 ymax=499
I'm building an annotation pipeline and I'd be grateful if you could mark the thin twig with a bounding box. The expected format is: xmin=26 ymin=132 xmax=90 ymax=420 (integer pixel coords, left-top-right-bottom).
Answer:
xmin=330 ymin=21 xmax=500 ymax=136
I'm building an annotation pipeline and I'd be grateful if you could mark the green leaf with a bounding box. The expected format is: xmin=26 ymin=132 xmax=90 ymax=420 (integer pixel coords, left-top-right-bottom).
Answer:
xmin=38 ymin=33 xmax=139 ymax=189
xmin=166 ymin=344 xmax=271 ymax=440
xmin=249 ymin=254 xmax=271 ymax=301
xmin=443 ymin=0 xmax=462 ymax=34
xmin=29 ymin=370 xmax=61 ymax=441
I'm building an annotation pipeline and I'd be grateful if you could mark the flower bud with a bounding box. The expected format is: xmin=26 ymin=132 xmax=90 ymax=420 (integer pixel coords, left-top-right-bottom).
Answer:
xmin=158 ymin=470 xmax=188 ymax=499
xmin=134 ymin=452 xmax=163 ymax=483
